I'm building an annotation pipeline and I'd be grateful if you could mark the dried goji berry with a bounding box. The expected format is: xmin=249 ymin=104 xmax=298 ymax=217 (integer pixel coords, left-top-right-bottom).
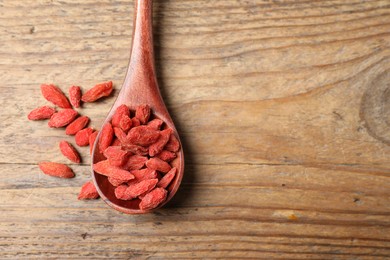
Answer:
xmin=111 ymin=138 xmax=121 ymax=146
xmin=139 ymin=188 xmax=168 ymax=210
xmin=104 ymin=146 xmax=128 ymax=167
xmin=165 ymin=133 xmax=180 ymax=152
xmin=131 ymin=117 xmax=140 ymax=127
xmin=119 ymin=179 xmax=158 ymax=200
xmin=89 ymin=130 xmax=99 ymax=154
xmin=146 ymin=157 xmax=171 ymax=173
xmin=149 ymin=128 xmax=172 ymax=156
xmin=135 ymin=104 xmax=150 ymax=124
xmin=78 ymin=181 xmax=99 ymax=200
xmin=113 ymin=127 xmax=127 ymax=144
xmin=122 ymin=143 xmax=149 ymax=156
xmin=119 ymin=115 xmax=132 ymax=132
xmin=27 ymin=106 xmax=56 ymax=120
xmin=41 ymin=84 xmax=72 ymax=108
xmin=123 ymin=155 xmax=148 ymax=171
xmin=38 ymin=162 xmax=75 ymax=178
xmin=93 ymin=160 xmax=134 ymax=181
xmin=155 ymin=150 xmax=177 ymax=162
xmin=65 ymin=115 xmax=89 ymax=135
xmin=48 ymin=109 xmax=78 ymax=128
xmin=99 ymin=122 xmax=114 ymax=152
xmin=108 ymin=177 xmax=126 ymax=187
xmin=75 ymin=127 xmax=95 ymax=147
xmin=81 ymin=81 xmax=113 ymax=102
xmin=127 ymin=125 xmax=160 ymax=146
xmin=69 ymin=85 xmax=81 ymax=108
xmin=128 ymin=168 xmax=157 ymax=184
xmin=157 ymin=167 xmax=176 ymax=189
xmin=59 ymin=140 xmax=81 ymax=163
xmin=147 ymin=118 xmax=164 ymax=130
xmin=114 ymin=185 xmax=128 ymax=200
xmin=112 ymin=104 xmax=130 ymax=127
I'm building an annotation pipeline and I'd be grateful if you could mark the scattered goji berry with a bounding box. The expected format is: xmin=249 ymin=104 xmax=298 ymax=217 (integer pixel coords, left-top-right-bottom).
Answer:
xmin=27 ymin=106 xmax=56 ymax=120
xmin=81 ymin=81 xmax=113 ymax=102
xmin=78 ymin=181 xmax=99 ymax=200
xmin=69 ymin=85 xmax=81 ymax=108
xmin=139 ymin=188 xmax=168 ymax=211
xmin=146 ymin=157 xmax=171 ymax=173
xmin=99 ymin=122 xmax=114 ymax=152
xmin=41 ymin=84 xmax=72 ymax=108
xmin=112 ymin=104 xmax=130 ymax=127
xmin=65 ymin=115 xmax=89 ymax=135
xmin=157 ymin=167 xmax=177 ymax=189
xmin=48 ymin=109 xmax=78 ymax=128
xmin=135 ymin=104 xmax=150 ymax=124
xmin=38 ymin=162 xmax=75 ymax=178
xmin=75 ymin=127 xmax=95 ymax=147
xmin=104 ymin=146 xmax=128 ymax=167
xmin=127 ymin=125 xmax=160 ymax=146
xmin=59 ymin=140 xmax=81 ymax=163
xmin=149 ymin=128 xmax=172 ymax=156
xmin=155 ymin=150 xmax=177 ymax=162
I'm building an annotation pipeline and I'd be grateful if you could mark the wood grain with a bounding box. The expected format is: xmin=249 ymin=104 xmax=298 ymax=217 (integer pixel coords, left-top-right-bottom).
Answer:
xmin=0 ymin=0 xmax=389 ymax=258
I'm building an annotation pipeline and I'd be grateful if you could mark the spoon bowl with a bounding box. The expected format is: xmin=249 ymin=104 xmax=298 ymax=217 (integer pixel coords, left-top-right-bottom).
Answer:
xmin=91 ymin=0 xmax=184 ymax=214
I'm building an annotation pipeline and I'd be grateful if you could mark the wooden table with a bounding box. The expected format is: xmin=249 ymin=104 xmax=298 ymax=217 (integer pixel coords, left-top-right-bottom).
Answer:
xmin=1 ymin=0 xmax=389 ymax=258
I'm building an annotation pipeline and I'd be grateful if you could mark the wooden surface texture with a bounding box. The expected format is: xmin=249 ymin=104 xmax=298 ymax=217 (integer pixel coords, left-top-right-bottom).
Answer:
xmin=0 ymin=0 xmax=389 ymax=258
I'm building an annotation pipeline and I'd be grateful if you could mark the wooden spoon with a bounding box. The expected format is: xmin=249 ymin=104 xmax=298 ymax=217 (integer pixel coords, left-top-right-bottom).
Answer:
xmin=91 ymin=0 xmax=184 ymax=214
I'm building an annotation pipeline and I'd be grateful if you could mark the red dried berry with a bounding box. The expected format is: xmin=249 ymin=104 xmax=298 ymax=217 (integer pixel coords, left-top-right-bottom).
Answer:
xmin=127 ymin=125 xmax=160 ymax=146
xmin=128 ymin=168 xmax=157 ymax=184
xmin=78 ymin=181 xmax=99 ymax=200
xmin=89 ymin=130 xmax=99 ymax=154
xmin=27 ymin=106 xmax=56 ymax=120
xmin=147 ymin=119 xmax=164 ymax=130
xmin=157 ymin=167 xmax=177 ymax=189
xmin=135 ymin=104 xmax=150 ymax=124
xmin=81 ymin=81 xmax=113 ymax=102
xmin=99 ymin=123 xmax=114 ymax=152
xmin=139 ymin=188 xmax=168 ymax=211
xmin=122 ymin=143 xmax=149 ymax=156
xmin=75 ymin=127 xmax=95 ymax=147
xmin=59 ymin=141 xmax=81 ymax=163
xmin=93 ymin=160 xmax=134 ymax=181
xmin=146 ymin=157 xmax=171 ymax=173
xmin=112 ymin=104 xmax=130 ymax=127
xmin=123 ymin=155 xmax=148 ymax=171
xmin=108 ymin=177 xmax=126 ymax=187
xmin=65 ymin=116 xmax=89 ymax=135
xmin=119 ymin=115 xmax=132 ymax=132
xmin=48 ymin=109 xmax=78 ymax=128
xmin=69 ymin=85 xmax=81 ymax=108
xmin=104 ymin=146 xmax=128 ymax=167
xmin=41 ymin=84 xmax=72 ymax=108
xmin=111 ymin=138 xmax=121 ymax=146
xmin=149 ymin=128 xmax=172 ymax=156
xmin=118 ymin=179 xmax=158 ymax=200
xmin=38 ymin=162 xmax=74 ymax=178
xmin=165 ymin=133 xmax=180 ymax=152
xmin=114 ymin=185 xmax=128 ymax=199
xmin=155 ymin=150 xmax=177 ymax=162
xmin=113 ymin=127 xmax=127 ymax=144
xmin=131 ymin=117 xmax=141 ymax=127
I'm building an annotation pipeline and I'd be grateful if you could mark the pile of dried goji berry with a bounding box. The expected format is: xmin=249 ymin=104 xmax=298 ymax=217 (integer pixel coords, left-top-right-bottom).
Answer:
xmin=28 ymin=82 xmax=180 ymax=211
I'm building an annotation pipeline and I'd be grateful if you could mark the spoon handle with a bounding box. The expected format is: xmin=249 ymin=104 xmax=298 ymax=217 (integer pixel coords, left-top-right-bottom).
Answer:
xmin=121 ymin=0 xmax=163 ymax=108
